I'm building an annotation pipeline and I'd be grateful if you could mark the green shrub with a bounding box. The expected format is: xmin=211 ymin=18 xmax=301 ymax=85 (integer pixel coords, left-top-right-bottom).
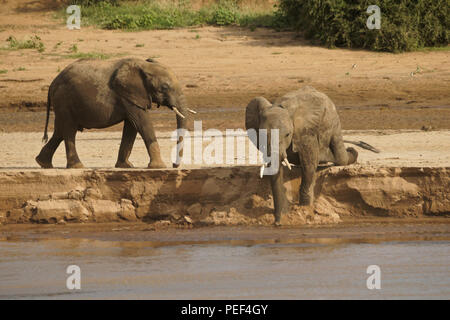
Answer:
xmin=63 ymin=0 xmax=278 ymax=30
xmin=211 ymin=1 xmax=239 ymax=26
xmin=64 ymin=0 xmax=119 ymax=6
xmin=105 ymin=13 xmax=138 ymax=29
xmin=5 ymin=35 xmax=45 ymax=52
xmin=278 ymin=0 xmax=449 ymax=52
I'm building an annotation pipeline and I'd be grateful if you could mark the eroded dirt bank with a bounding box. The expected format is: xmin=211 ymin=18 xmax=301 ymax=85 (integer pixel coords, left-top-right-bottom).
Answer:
xmin=0 ymin=165 xmax=448 ymax=226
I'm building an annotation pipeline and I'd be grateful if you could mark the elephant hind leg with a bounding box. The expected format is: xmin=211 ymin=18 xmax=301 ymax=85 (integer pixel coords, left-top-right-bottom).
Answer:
xmin=63 ymin=124 xmax=84 ymax=169
xmin=330 ymin=133 xmax=352 ymax=165
xmin=115 ymin=119 xmax=137 ymax=168
xmin=35 ymin=123 xmax=63 ymax=168
xmin=319 ymin=147 xmax=336 ymax=164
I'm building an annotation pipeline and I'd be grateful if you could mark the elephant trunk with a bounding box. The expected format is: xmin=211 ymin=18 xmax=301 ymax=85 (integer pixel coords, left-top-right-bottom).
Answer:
xmin=173 ymin=95 xmax=188 ymax=168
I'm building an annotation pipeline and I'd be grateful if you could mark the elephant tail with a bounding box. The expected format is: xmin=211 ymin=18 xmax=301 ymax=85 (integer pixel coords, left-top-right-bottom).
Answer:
xmin=42 ymin=90 xmax=51 ymax=143
xmin=344 ymin=140 xmax=380 ymax=153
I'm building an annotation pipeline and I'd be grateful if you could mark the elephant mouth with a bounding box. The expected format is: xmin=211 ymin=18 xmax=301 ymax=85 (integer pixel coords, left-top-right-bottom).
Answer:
xmin=170 ymin=106 xmax=186 ymax=119
xmin=259 ymin=158 xmax=294 ymax=178
xmin=167 ymin=105 xmax=197 ymax=118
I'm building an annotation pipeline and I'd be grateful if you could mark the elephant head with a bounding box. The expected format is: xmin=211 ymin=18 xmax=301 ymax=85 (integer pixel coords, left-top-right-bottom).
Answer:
xmin=111 ymin=58 xmax=195 ymax=167
xmin=245 ymin=97 xmax=294 ymax=176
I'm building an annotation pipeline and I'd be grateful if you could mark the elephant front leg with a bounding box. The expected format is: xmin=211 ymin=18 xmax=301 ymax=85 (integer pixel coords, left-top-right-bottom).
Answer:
xmin=270 ymin=165 xmax=289 ymax=225
xmin=129 ymin=111 xmax=166 ymax=169
xmin=297 ymin=136 xmax=319 ymax=206
xmin=116 ymin=120 xmax=137 ymax=168
xmin=147 ymin=141 xmax=166 ymax=169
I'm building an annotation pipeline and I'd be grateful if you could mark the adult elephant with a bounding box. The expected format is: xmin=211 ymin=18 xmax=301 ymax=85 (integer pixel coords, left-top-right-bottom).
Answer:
xmin=36 ymin=57 xmax=195 ymax=169
xmin=246 ymin=86 xmax=376 ymax=225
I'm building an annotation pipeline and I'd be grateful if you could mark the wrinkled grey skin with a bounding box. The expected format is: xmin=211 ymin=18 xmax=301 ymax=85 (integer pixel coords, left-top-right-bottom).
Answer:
xmin=245 ymin=86 xmax=358 ymax=225
xmin=36 ymin=58 xmax=188 ymax=169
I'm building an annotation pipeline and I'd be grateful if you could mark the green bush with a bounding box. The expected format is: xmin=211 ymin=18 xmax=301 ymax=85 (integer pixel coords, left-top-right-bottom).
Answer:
xmin=211 ymin=1 xmax=239 ymax=26
xmin=5 ymin=35 xmax=45 ymax=52
xmin=65 ymin=0 xmax=278 ymax=30
xmin=64 ymin=0 xmax=119 ymax=6
xmin=278 ymin=0 xmax=449 ymax=52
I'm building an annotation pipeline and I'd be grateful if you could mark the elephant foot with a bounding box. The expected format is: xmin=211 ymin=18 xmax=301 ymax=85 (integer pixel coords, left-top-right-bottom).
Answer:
xmin=299 ymin=193 xmax=312 ymax=206
xmin=35 ymin=156 xmax=53 ymax=169
xmin=67 ymin=162 xmax=84 ymax=169
xmin=274 ymin=220 xmax=282 ymax=227
xmin=115 ymin=160 xmax=134 ymax=168
xmin=346 ymin=147 xmax=358 ymax=165
xmin=148 ymin=160 xmax=167 ymax=169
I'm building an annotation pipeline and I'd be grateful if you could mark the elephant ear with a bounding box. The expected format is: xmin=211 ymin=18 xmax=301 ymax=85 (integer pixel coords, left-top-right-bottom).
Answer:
xmin=111 ymin=61 xmax=152 ymax=110
xmin=291 ymin=100 xmax=323 ymax=153
xmin=245 ymin=97 xmax=271 ymax=148
xmin=291 ymin=112 xmax=304 ymax=153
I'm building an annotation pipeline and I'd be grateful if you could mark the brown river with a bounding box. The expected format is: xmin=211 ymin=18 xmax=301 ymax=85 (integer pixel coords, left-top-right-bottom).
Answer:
xmin=0 ymin=222 xmax=449 ymax=299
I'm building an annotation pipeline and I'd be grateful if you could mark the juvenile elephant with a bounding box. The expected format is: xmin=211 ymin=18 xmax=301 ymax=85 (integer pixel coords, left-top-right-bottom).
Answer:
xmin=36 ymin=57 xmax=194 ymax=169
xmin=246 ymin=86 xmax=361 ymax=225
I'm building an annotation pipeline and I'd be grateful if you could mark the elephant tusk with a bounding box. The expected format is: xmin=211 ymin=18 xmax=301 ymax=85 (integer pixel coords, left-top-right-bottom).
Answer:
xmin=259 ymin=163 xmax=266 ymax=178
xmin=172 ymin=107 xmax=185 ymax=119
xmin=187 ymin=108 xmax=197 ymax=114
xmin=283 ymin=158 xmax=292 ymax=170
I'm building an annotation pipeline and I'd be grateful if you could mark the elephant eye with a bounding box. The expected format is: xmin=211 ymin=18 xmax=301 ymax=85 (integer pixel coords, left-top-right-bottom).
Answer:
xmin=285 ymin=133 xmax=290 ymax=137
xmin=161 ymin=83 xmax=169 ymax=91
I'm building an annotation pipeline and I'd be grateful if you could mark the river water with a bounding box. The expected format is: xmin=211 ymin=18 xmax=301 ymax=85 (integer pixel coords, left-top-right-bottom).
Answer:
xmin=0 ymin=231 xmax=449 ymax=299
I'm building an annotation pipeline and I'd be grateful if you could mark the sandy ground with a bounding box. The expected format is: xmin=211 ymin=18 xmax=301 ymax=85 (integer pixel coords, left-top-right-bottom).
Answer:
xmin=0 ymin=1 xmax=449 ymax=131
xmin=1 ymin=129 xmax=450 ymax=169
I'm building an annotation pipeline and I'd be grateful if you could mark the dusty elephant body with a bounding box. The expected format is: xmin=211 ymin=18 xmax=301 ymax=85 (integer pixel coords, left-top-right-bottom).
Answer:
xmin=36 ymin=57 xmax=191 ymax=169
xmin=246 ymin=86 xmax=359 ymax=224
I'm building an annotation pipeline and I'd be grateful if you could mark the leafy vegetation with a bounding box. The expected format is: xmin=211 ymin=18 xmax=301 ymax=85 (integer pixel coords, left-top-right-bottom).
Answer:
xmin=3 ymin=35 xmax=45 ymax=52
xmin=64 ymin=52 xmax=114 ymax=59
xmin=59 ymin=0 xmax=278 ymax=30
xmin=277 ymin=0 xmax=449 ymax=52
xmin=57 ymin=0 xmax=449 ymax=52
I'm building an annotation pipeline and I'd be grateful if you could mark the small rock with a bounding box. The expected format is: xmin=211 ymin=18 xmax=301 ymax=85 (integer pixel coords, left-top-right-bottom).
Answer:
xmin=32 ymin=199 xmax=90 ymax=223
xmin=57 ymin=219 xmax=66 ymax=225
xmin=421 ymin=125 xmax=433 ymax=131
xmin=183 ymin=216 xmax=193 ymax=224
xmin=119 ymin=198 xmax=137 ymax=221
xmin=88 ymin=200 xmax=120 ymax=222
xmin=156 ymin=220 xmax=171 ymax=227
